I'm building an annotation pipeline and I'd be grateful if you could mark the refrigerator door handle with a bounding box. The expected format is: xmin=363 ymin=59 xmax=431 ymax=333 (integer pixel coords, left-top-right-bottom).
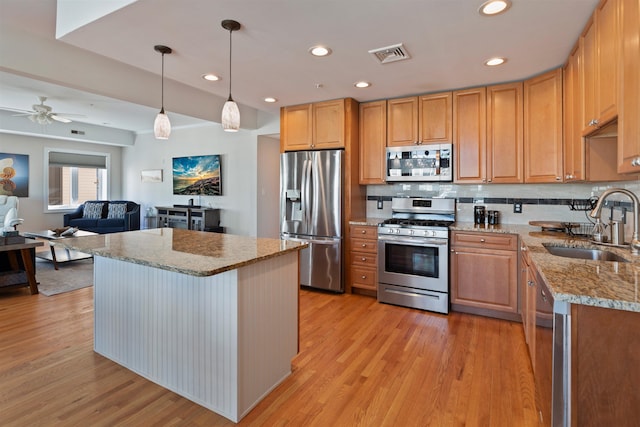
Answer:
xmin=282 ymin=236 xmax=340 ymax=245
xmin=301 ymin=159 xmax=310 ymax=228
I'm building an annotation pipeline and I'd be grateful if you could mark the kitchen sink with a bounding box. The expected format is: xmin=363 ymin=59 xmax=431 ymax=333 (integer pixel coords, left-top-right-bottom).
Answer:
xmin=542 ymin=244 xmax=629 ymax=262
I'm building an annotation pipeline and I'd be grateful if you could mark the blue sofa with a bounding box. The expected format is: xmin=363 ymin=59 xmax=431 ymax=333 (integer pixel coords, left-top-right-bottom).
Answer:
xmin=63 ymin=200 xmax=140 ymax=234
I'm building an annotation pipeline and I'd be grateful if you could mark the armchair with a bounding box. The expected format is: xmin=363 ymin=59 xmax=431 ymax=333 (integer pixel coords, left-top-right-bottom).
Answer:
xmin=0 ymin=195 xmax=23 ymax=231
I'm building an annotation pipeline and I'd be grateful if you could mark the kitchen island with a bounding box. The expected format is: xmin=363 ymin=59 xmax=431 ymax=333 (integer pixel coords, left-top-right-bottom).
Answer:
xmin=56 ymin=228 xmax=307 ymax=423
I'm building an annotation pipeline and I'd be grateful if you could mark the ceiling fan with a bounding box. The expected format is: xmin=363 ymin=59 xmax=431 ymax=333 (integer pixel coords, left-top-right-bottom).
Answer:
xmin=5 ymin=96 xmax=85 ymax=125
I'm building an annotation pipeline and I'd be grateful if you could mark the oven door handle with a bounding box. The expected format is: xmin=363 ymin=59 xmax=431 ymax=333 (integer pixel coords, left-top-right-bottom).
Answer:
xmin=378 ymin=236 xmax=448 ymax=246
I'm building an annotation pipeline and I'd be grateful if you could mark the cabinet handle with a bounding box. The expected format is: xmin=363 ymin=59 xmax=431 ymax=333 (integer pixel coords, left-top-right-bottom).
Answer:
xmin=361 ymin=275 xmax=367 ymax=279
xmin=361 ymin=229 xmax=367 ymax=234
xmin=479 ymin=238 xmax=486 ymax=243
xmin=555 ymin=176 xmax=562 ymax=181
xmin=361 ymin=243 xmax=367 ymax=248
xmin=487 ymin=179 xmax=492 ymax=183
xmin=633 ymin=157 xmax=640 ymax=167
xmin=528 ymin=280 xmax=535 ymax=287
xmin=361 ymin=257 xmax=367 ymax=262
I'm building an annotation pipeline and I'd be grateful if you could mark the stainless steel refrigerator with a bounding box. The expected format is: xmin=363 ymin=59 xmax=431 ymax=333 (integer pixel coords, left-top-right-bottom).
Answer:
xmin=280 ymin=149 xmax=343 ymax=292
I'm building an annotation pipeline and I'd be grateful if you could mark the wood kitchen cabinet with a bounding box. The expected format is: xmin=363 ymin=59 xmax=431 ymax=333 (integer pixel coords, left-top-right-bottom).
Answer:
xmin=454 ymin=83 xmax=522 ymax=184
xmin=486 ymin=82 xmax=524 ymax=183
xmin=571 ymin=304 xmax=640 ymax=426
xmin=453 ymin=87 xmax=487 ymax=183
xmin=359 ymin=100 xmax=386 ymax=184
xmin=450 ymin=231 xmax=519 ymax=320
xmin=581 ymin=0 xmax=620 ymax=136
xmin=281 ymin=98 xmax=357 ymax=151
xmin=617 ymin=0 xmax=640 ymax=173
xmin=387 ymin=92 xmax=452 ymax=147
xmin=348 ymin=224 xmax=378 ymax=296
xmin=520 ymin=243 xmax=537 ymax=370
xmin=524 ymin=68 xmax=564 ymax=183
xmin=563 ymin=45 xmax=585 ymax=182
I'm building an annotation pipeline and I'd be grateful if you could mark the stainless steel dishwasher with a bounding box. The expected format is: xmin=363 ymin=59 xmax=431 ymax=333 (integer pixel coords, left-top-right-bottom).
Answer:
xmin=536 ymin=278 xmax=571 ymax=427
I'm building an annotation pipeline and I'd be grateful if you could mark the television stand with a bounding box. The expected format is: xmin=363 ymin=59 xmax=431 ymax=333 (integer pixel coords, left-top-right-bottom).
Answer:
xmin=156 ymin=206 xmax=221 ymax=232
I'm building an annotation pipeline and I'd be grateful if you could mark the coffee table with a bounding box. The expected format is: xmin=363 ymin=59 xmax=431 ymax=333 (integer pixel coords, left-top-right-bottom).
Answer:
xmin=22 ymin=230 xmax=98 ymax=270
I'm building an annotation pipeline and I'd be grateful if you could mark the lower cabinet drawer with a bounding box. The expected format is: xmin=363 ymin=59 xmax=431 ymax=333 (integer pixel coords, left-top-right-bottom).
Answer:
xmin=351 ymin=266 xmax=377 ymax=289
xmin=351 ymin=251 xmax=376 ymax=267
xmin=351 ymin=238 xmax=377 ymax=253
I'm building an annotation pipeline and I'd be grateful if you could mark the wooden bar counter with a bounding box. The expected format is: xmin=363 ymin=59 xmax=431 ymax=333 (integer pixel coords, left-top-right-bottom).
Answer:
xmin=56 ymin=228 xmax=307 ymax=422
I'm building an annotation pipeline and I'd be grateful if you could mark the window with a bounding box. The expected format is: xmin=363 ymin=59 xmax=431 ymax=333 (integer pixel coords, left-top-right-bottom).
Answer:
xmin=45 ymin=148 xmax=109 ymax=211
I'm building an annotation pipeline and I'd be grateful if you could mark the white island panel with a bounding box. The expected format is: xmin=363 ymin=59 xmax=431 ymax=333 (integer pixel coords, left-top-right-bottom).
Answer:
xmin=93 ymin=252 xmax=298 ymax=422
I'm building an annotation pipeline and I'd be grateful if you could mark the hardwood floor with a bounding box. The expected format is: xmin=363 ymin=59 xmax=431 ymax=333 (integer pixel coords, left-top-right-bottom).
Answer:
xmin=0 ymin=286 xmax=539 ymax=426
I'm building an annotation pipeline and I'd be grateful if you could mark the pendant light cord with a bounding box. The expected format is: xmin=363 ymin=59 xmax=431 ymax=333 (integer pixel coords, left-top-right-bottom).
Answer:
xmin=228 ymin=28 xmax=233 ymax=102
xmin=161 ymin=52 xmax=165 ymax=112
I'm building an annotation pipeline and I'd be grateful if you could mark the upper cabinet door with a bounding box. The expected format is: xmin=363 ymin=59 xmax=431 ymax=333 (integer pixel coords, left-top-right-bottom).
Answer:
xmin=281 ymin=103 xmax=313 ymax=151
xmin=595 ymin=0 xmax=620 ymax=125
xmin=487 ymin=82 xmax=523 ymax=183
xmin=582 ymin=0 xmax=621 ymax=135
xmin=617 ymin=0 xmax=640 ymax=173
xmin=418 ymin=92 xmax=452 ymax=144
xmin=313 ymin=99 xmax=345 ymax=149
xmin=564 ymin=46 xmax=585 ymax=182
xmin=453 ymin=87 xmax=487 ymax=183
xmin=524 ymin=69 xmax=564 ymax=183
xmin=387 ymin=97 xmax=418 ymax=146
xmin=359 ymin=100 xmax=387 ymax=184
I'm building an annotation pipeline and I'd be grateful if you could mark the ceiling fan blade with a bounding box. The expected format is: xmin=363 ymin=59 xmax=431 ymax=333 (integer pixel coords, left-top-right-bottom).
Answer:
xmin=51 ymin=115 xmax=72 ymax=123
xmin=1 ymin=107 xmax=36 ymax=114
xmin=11 ymin=112 xmax=33 ymax=117
xmin=53 ymin=112 xmax=86 ymax=117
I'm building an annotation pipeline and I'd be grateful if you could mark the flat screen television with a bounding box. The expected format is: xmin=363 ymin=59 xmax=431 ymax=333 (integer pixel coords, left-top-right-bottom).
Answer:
xmin=172 ymin=154 xmax=222 ymax=196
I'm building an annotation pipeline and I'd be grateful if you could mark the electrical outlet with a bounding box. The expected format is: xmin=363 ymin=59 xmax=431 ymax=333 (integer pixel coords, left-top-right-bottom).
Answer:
xmin=513 ymin=202 xmax=522 ymax=214
xmin=377 ymin=199 xmax=383 ymax=209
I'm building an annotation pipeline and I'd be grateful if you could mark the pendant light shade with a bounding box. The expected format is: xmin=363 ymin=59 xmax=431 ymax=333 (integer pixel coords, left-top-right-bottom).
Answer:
xmin=222 ymin=98 xmax=240 ymax=132
xmin=221 ymin=20 xmax=241 ymax=132
xmin=154 ymin=45 xmax=172 ymax=139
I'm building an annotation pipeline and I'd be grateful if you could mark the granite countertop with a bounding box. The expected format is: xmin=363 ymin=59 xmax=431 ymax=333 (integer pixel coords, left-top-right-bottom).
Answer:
xmin=54 ymin=228 xmax=307 ymax=277
xmin=350 ymin=218 xmax=384 ymax=227
xmin=452 ymin=222 xmax=640 ymax=312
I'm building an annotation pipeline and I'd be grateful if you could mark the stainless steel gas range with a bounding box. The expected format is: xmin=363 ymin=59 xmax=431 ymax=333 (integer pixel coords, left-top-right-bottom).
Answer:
xmin=377 ymin=197 xmax=456 ymax=314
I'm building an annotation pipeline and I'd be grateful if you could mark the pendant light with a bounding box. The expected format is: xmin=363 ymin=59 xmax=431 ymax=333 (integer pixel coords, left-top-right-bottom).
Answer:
xmin=154 ymin=45 xmax=172 ymax=139
xmin=221 ymin=19 xmax=241 ymax=132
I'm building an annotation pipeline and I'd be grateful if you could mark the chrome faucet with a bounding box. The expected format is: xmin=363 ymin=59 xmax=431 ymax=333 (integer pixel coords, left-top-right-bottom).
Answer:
xmin=589 ymin=188 xmax=640 ymax=255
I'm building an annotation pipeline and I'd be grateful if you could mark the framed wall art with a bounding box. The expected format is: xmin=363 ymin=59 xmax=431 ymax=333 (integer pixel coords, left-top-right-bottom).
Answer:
xmin=172 ymin=154 xmax=222 ymax=196
xmin=0 ymin=153 xmax=29 ymax=197
xmin=141 ymin=169 xmax=163 ymax=183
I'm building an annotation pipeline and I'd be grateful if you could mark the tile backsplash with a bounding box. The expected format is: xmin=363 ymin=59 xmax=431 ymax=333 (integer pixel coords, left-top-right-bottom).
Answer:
xmin=365 ymin=181 xmax=640 ymax=240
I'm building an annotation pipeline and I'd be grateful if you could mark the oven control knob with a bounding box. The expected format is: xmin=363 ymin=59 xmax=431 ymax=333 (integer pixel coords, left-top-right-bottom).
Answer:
xmin=409 ymin=230 xmax=415 ymax=235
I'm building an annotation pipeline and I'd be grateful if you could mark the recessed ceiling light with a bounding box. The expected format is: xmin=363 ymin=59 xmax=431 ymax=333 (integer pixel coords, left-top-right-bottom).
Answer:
xmin=354 ymin=81 xmax=371 ymax=88
xmin=202 ymin=73 xmax=220 ymax=81
xmin=309 ymin=46 xmax=332 ymax=57
xmin=264 ymin=97 xmax=277 ymax=103
xmin=485 ymin=57 xmax=506 ymax=66
xmin=479 ymin=0 xmax=512 ymax=16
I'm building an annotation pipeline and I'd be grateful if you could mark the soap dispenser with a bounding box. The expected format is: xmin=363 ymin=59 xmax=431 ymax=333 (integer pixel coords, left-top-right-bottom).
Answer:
xmin=592 ymin=218 xmax=607 ymax=243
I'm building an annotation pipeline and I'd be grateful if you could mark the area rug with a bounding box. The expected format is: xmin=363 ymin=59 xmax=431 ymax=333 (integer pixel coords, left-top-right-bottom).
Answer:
xmin=35 ymin=258 xmax=94 ymax=296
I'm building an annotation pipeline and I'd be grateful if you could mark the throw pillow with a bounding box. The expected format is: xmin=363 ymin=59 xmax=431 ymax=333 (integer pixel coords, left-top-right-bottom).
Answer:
xmin=82 ymin=202 xmax=105 ymax=219
xmin=107 ymin=203 xmax=128 ymax=219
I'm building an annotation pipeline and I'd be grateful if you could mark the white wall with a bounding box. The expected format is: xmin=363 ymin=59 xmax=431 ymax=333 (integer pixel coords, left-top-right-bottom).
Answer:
xmin=256 ymin=135 xmax=281 ymax=238
xmin=123 ymin=111 xmax=280 ymax=237
xmin=0 ymin=132 xmax=123 ymax=231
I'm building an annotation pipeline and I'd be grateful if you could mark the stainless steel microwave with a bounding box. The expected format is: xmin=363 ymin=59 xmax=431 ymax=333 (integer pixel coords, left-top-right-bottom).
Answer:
xmin=385 ymin=143 xmax=453 ymax=182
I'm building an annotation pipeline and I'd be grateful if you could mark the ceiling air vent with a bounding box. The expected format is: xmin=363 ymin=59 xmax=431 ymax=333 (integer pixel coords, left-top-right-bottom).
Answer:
xmin=368 ymin=43 xmax=411 ymax=64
